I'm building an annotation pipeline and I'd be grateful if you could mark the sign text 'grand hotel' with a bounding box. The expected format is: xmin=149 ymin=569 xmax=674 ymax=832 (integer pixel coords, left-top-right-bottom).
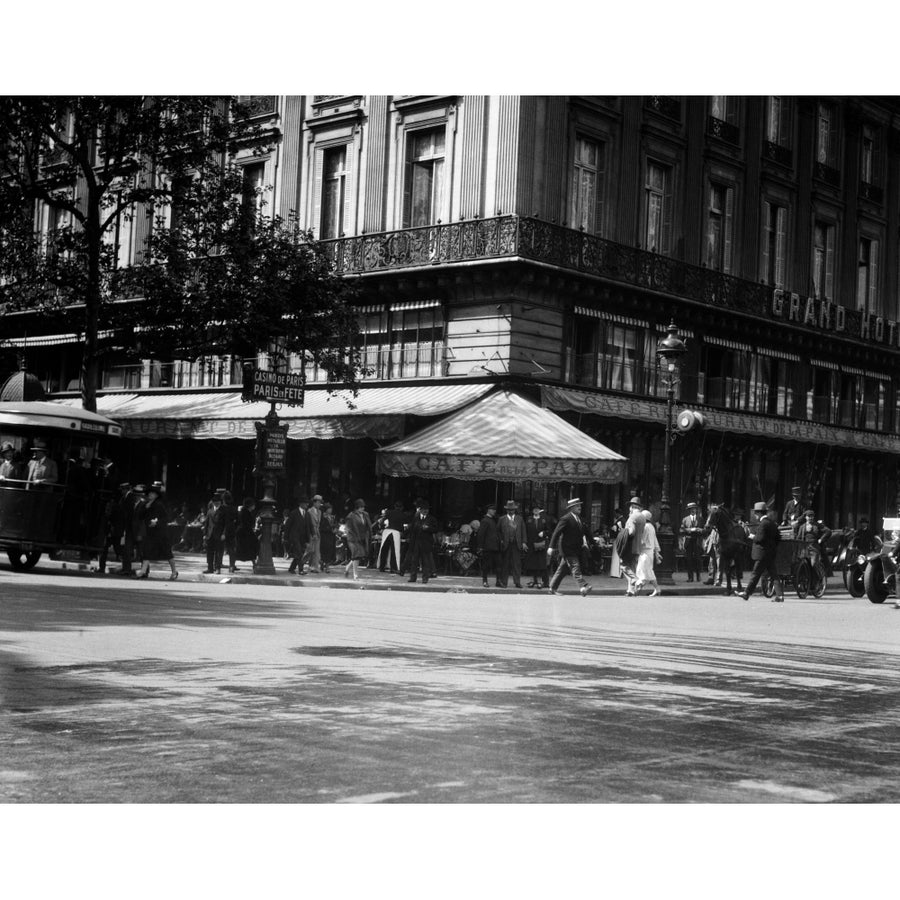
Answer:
xmin=772 ymin=289 xmax=900 ymax=347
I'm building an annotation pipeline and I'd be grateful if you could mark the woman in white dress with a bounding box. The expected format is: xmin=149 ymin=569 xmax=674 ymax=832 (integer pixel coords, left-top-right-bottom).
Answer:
xmin=634 ymin=509 xmax=662 ymax=596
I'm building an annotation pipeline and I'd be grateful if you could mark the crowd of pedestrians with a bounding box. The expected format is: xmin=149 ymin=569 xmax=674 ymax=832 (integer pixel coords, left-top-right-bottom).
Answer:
xmin=94 ymin=477 xmax=885 ymax=598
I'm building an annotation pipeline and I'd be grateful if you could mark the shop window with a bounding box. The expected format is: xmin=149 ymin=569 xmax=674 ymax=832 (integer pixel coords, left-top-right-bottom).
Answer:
xmin=808 ymin=366 xmax=835 ymax=424
xmin=599 ymin=324 xmax=640 ymax=392
xmin=812 ymin=220 xmax=835 ymax=301
xmin=570 ymin=316 xmax=600 ymax=386
xmin=403 ymin=127 xmax=446 ymax=228
xmin=700 ymin=346 xmax=750 ymax=410
xmin=644 ymin=161 xmax=673 ymax=255
xmin=706 ymin=182 xmax=734 ymax=273
xmin=761 ymin=201 xmax=787 ymax=288
xmin=570 ymin=136 xmax=606 ymax=235
xmin=358 ymin=304 xmax=445 ymax=380
xmin=856 ymin=237 xmax=879 ymax=313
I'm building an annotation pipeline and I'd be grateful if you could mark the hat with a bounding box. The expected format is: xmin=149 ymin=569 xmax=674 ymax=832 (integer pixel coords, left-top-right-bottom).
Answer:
xmin=733 ymin=508 xmax=744 ymax=518
xmin=791 ymin=485 xmax=802 ymax=493
xmin=417 ymin=499 xmax=430 ymax=509
xmin=686 ymin=501 xmax=698 ymax=509
xmin=134 ymin=484 xmax=147 ymax=494
xmin=485 ymin=502 xmax=497 ymax=511
xmin=151 ymin=481 xmax=164 ymax=492
xmin=119 ymin=481 xmax=132 ymax=490
xmin=532 ymin=506 xmax=544 ymax=513
xmin=214 ymin=487 xmax=226 ymax=495
xmin=753 ymin=501 xmax=769 ymax=513
xmin=0 ymin=441 xmax=14 ymax=453
xmin=803 ymin=509 xmax=815 ymax=517
xmin=566 ymin=498 xmax=582 ymax=509
xmin=504 ymin=500 xmax=518 ymax=510
xmin=628 ymin=496 xmax=642 ymax=507
xmin=642 ymin=509 xmax=653 ymax=522
xmin=31 ymin=439 xmax=48 ymax=451
xmin=312 ymin=494 xmax=323 ymax=502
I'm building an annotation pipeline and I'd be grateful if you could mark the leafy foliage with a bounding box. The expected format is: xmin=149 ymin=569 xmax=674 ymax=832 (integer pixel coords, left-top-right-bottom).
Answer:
xmin=0 ymin=97 xmax=363 ymax=409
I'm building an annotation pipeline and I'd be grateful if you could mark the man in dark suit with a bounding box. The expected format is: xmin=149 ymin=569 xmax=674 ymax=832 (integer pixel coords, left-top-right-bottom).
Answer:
xmin=497 ymin=499 xmax=527 ymax=588
xmin=781 ymin=486 xmax=803 ymax=527
xmin=547 ymin=498 xmax=593 ymax=596
xmin=740 ymin=501 xmax=784 ymax=602
xmin=406 ymin=498 xmax=438 ymax=584
xmin=679 ymin=500 xmax=703 ymax=583
xmin=475 ymin=503 xmax=501 ymax=588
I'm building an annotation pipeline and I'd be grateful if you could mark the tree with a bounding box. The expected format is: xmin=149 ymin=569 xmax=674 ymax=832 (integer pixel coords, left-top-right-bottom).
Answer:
xmin=120 ymin=162 xmax=364 ymax=390
xmin=0 ymin=96 xmax=363 ymax=411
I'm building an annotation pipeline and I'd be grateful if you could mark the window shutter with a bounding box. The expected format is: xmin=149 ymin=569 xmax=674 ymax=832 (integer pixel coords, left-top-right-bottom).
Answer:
xmin=595 ymin=141 xmax=607 ymax=236
xmin=775 ymin=206 xmax=786 ymax=288
xmin=723 ymin=187 xmax=734 ymax=274
xmin=780 ymin=98 xmax=792 ymax=147
xmin=402 ymin=136 xmax=413 ymax=228
xmin=342 ymin=144 xmax=353 ymax=237
xmin=760 ymin=202 xmax=771 ymax=282
xmin=311 ymin=148 xmax=324 ymax=239
xmin=870 ymin=240 xmax=879 ymax=313
xmin=662 ymin=166 xmax=673 ymax=255
xmin=829 ymin=108 xmax=839 ymax=166
xmin=825 ymin=225 xmax=835 ymax=299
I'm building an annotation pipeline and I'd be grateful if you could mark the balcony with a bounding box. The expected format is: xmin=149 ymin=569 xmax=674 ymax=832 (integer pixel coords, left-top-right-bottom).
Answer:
xmin=643 ymin=96 xmax=681 ymax=121
xmin=235 ymin=96 xmax=278 ymax=118
xmin=859 ymin=180 xmax=884 ymax=203
xmin=763 ymin=140 xmax=793 ymax=168
xmin=322 ymin=216 xmax=771 ymax=321
xmin=706 ymin=115 xmax=740 ymax=145
xmin=814 ymin=161 xmax=841 ymax=187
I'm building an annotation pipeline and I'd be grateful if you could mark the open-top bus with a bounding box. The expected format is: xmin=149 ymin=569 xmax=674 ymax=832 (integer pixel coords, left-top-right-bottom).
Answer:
xmin=0 ymin=401 xmax=122 ymax=570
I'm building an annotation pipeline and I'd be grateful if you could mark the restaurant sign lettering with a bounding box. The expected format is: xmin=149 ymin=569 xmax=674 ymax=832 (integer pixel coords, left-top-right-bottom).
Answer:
xmin=377 ymin=452 xmax=626 ymax=483
xmin=242 ymin=366 xmax=306 ymax=406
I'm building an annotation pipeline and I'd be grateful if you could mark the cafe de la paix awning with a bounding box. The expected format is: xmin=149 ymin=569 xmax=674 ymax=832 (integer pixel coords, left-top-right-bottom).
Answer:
xmin=376 ymin=388 xmax=628 ymax=483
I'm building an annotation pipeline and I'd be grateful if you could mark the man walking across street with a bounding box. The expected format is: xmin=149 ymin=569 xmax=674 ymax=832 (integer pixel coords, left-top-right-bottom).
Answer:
xmin=497 ymin=499 xmax=527 ymax=588
xmin=303 ymin=495 xmax=323 ymax=573
xmin=548 ymin=498 xmax=593 ymax=596
xmin=679 ymin=500 xmax=703 ymax=583
xmin=740 ymin=501 xmax=784 ymax=602
xmin=475 ymin=503 xmax=501 ymax=588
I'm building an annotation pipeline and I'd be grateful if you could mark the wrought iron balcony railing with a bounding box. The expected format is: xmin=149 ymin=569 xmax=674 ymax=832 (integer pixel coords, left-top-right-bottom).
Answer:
xmin=322 ymin=216 xmax=772 ymax=321
xmin=763 ymin=140 xmax=793 ymax=167
xmin=815 ymin=161 xmax=841 ymax=187
xmin=706 ymin=115 xmax=740 ymax=145
xmin=643 ymin=96 xmax=681 ymax=120
xmin=859 ymin=180 xmax=884 ymax=203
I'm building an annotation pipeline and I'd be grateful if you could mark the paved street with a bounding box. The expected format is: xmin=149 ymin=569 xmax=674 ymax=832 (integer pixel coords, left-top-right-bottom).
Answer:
xmin=1 ymin=562 xmax=899 ymax=803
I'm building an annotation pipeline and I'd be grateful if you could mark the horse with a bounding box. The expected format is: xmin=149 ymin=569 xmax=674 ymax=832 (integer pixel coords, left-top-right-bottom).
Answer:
xmin=704 ymin=505 xmax=749 ymax=595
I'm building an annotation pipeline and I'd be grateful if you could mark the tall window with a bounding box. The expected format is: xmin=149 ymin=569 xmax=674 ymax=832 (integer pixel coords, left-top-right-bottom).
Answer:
xmin=766 ymin=97 xmax=791 ymax=146
xmin=710 ymin=96 xmax=737 ymax=124
xmin=706 ymin=183 xmax=734 ymax=273
xmin=570 ymin=136 xmax=606 ymax=234
xmin=856 ymin=237 xmax=879 ymax=313
xmin=240 ymin=162 xmax=266 ymax=228
xmin=861 ymin=127 xmax=875 ymax=184
xmin=813 ymin=220 xmax=835 ymax=301
xmin=761 ymin=201 xmax=787 ymax=288
xmin=644 ymin=161 xmax=673 ymax=255
xmin=404 ymin=127 xmax=445 ymax=228
xmin=816 ymin=102 xmax=838 ymax=167
xmin=320 ymin=145 xmax=348 ymax=239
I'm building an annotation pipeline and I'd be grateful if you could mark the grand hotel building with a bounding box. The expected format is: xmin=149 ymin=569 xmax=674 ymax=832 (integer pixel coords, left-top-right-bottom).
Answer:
xmin=5 ymin=95 xmax=900 ymax=528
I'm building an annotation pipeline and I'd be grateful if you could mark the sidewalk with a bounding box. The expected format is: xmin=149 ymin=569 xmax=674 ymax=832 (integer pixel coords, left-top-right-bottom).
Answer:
xmin=48 ymin=550 xmax=734 ymax=596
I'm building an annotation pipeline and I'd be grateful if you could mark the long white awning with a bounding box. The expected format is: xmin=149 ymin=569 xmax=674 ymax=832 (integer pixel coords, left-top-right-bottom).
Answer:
xmin=54 ymin=383 xmax=493 ymax=440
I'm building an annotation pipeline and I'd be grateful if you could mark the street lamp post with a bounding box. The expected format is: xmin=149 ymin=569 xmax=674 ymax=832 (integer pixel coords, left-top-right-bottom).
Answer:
xmin=656 ymin=320 xmax=686 ymax=585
